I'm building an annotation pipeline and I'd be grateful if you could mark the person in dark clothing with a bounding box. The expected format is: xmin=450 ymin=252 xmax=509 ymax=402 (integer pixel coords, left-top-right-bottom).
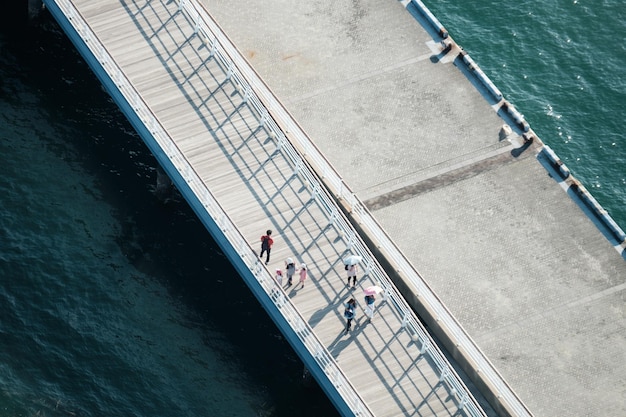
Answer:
xmin=344 ymin=298 xmax=356 ymax=333
xmin=285 ymin=257 xmax=296 ymax=286
xmin=260 ymin=229 xmax=273 ymax=265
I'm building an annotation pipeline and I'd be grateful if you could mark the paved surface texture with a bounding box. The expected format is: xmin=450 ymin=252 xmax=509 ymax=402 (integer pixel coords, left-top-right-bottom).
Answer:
xmin=202 ymin=0 xmax=626 ymax=416
xmin=54 ymin=0 xmax=493 ymax=414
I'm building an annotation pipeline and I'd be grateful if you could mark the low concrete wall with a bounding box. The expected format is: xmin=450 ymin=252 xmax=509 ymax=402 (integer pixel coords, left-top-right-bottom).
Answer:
xmin=333 ymin=196 xmax=522 ymax=417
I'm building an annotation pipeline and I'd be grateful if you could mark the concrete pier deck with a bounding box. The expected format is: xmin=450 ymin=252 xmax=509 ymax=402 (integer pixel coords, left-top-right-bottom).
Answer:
xmin=202 ymin=1 xmax=626 ymax=416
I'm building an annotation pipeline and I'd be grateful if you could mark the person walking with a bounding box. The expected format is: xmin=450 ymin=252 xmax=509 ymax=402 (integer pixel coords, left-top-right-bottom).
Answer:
xmin=298 ymin=263 xmax=308 ymax=288
xmin=259 ymin=229 xmax=273 ymax=265
xmin=347 ymin=263 xmax=358 ymax=288
xmin=343 ymin=298 xmax=356 ymax=333
xmin=364 ymin=294 xmax=376 ymax=322
xmin=285 ymin=257 xmax=296 ymax=286
xmin=271 ymin=268 xmax=283 ymax=300
xmin=274 ymin=268 xmax=283 ymax=286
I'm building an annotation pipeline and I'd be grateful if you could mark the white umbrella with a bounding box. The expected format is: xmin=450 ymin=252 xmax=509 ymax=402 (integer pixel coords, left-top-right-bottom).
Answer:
xmin=342 ymin=255 xmax=363 ymax=266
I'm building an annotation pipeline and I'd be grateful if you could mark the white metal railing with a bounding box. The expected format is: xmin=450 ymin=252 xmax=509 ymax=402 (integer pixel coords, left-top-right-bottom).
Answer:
xmin=176 ymin=1 xmax=490 ymax=415
xmin=49 ymin=0 xmax=373 ymax=415
xmin=50 ymin=0 xmax=530 ymax=414
xmin=179 ymin=1 xmax=533 ymax=416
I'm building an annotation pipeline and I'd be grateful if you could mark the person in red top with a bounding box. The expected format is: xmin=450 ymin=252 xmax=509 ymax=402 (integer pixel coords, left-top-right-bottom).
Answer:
xmin=259 ymin=229 xmax=273 ymax=265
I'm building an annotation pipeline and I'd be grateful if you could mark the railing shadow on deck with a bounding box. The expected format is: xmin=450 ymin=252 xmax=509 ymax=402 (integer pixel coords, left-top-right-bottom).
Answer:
xmin=124 ymin=0 xmax=488 ymax=415
xmin=51 ymin=0 xmax=382 ymax=415
xmin=49 ymin=0 xmax=497 ymax=415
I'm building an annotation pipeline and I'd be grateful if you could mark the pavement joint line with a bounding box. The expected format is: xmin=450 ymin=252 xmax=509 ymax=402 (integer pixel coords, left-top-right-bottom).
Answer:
xmin=284 ymin=52 xmax=435 ymax=105
xmin=476 ymin=282 xmax=626 ymax=344
xmin=363 ymin=142 xmax=530 ymax=210
xmin=357 ymin=141 xmax=521 ymax=200
xmin=562 ymin=282 xmax=626 ymax=308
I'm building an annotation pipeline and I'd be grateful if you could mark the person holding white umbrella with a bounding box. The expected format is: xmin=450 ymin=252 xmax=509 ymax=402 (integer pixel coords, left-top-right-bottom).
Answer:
xmin=342 ymin=255 xmax=362 ymax=289
xmin=347 ymin=263 xmax=358 ymax=288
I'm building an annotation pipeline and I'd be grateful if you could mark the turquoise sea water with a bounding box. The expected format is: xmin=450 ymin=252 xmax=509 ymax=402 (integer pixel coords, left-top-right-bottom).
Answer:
xmin=0 ymin=15 xmax=336 ymax=417
xmin=424 ymin=0 xmax=626 ymax=227
xmin=0 ymin=1 xmax=624 ymax=417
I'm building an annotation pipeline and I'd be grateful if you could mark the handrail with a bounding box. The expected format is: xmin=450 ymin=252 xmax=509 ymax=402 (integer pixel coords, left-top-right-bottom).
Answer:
xmin=184 ymin=1 xmax=532 ymax=416
xmin=178 ymin=1 xmax=490 ymax=415
xmin=48 ymin=0 xmax=374 ymax=415
xmin=47 ymin=0 xmax=523 ymax=414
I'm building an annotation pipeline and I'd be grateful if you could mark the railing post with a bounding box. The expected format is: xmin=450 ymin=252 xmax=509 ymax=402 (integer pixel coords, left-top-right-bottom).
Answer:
xmin=363 ymin=262 xmax=373 ymax=278
xmin=458 ymin=395 xmax=467 ymax=410
xmin=293 ymin=159 xmax=303 ymax=178
xmin=225 ymin=63 xmax=234 ymax=80
xmin=401 ymin=312 xmax=410 ymax=328
xmin=310 ymin=183 xmax=320 ymax=204
xmin=54 ymin=0 xmax=495 ymax=412
xmin=329 ymin=209 xmax=338 ymax=227
xmin=209 ymin=41 xmax=217 ymax=58
xmin=379 ymin=286 xmax=388 ymax=302
xmin=242 ymin=85 xmax=251 ymax=103
xmin=439 ymin=366 xmax=449 ymax=382
xmin=259 ymin=110 xmax=268 ymax=128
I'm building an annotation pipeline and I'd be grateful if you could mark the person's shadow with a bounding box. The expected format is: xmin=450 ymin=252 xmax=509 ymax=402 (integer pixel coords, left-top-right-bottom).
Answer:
xmin=327 ymin=330 xmax=353 ymax=359
xmin=326 ymin=318 xmax=368 ymax=359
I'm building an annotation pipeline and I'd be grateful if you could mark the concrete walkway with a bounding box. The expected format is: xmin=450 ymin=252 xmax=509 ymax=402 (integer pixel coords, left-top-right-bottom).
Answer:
xmin=202 ymin=1 xmax=626 ymax=416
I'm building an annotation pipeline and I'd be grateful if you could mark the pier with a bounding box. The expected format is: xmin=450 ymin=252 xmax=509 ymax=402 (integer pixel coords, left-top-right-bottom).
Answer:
xmin=42 ymin=0 xmax=626 ymax=416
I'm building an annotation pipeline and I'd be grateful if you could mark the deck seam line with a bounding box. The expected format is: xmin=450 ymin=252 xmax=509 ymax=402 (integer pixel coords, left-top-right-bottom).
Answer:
xmin=364 ymin=143 xmax=530 ymax=210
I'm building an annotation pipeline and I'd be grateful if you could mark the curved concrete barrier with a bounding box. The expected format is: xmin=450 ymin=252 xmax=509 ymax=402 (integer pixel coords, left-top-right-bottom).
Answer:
xmin=459 ymin=51 xmax=504 ymax=102
xmin=569 ymin=179 xmax=626 ymax=243
xmin=502 ymin=100 xmax=530 ymax=132
xmin=541 ymin=145 xmax=571 ymax=180
xmin=411 ymin=0 xmax=448 ymax=39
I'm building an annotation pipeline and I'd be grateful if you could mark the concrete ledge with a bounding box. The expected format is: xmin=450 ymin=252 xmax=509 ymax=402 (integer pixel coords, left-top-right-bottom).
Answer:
xmin=538 ymin=145 xmax=626 ymax=246
xmin=331 ymin=194 xmax=531 ymax=417
xmin=410 ymin=0 xmax=449 ymax=39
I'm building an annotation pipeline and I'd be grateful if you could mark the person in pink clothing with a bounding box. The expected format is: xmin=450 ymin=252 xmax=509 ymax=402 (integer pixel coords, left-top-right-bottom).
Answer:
xmin=298 ymin=263 xmax=308 ymax=288
xmin=347 ymin=263 xmax=358 ymax=288
xmin=274 ymin=268 xmax=283 ymax=287
xmin=271 ymin=269 xmax=283 ymax=300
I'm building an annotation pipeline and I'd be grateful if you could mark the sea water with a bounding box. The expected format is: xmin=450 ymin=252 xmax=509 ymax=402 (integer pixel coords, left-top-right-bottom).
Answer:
xmin=0 ymin=14 xmax=336 ymax=417
xmin=424 ymin=0 xmax=626 ymax=226
xmin=1 ymin=1 xmax=624 ymax=417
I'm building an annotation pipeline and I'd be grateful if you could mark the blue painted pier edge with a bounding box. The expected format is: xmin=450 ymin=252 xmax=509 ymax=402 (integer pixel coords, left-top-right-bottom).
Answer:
xmin=41 ymin=2 xmax=358 ymax=416
xmin=539 ymin=146 xmax=626 ymax=254
xmin=405 ymin=0 xmax=625 ymax=258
